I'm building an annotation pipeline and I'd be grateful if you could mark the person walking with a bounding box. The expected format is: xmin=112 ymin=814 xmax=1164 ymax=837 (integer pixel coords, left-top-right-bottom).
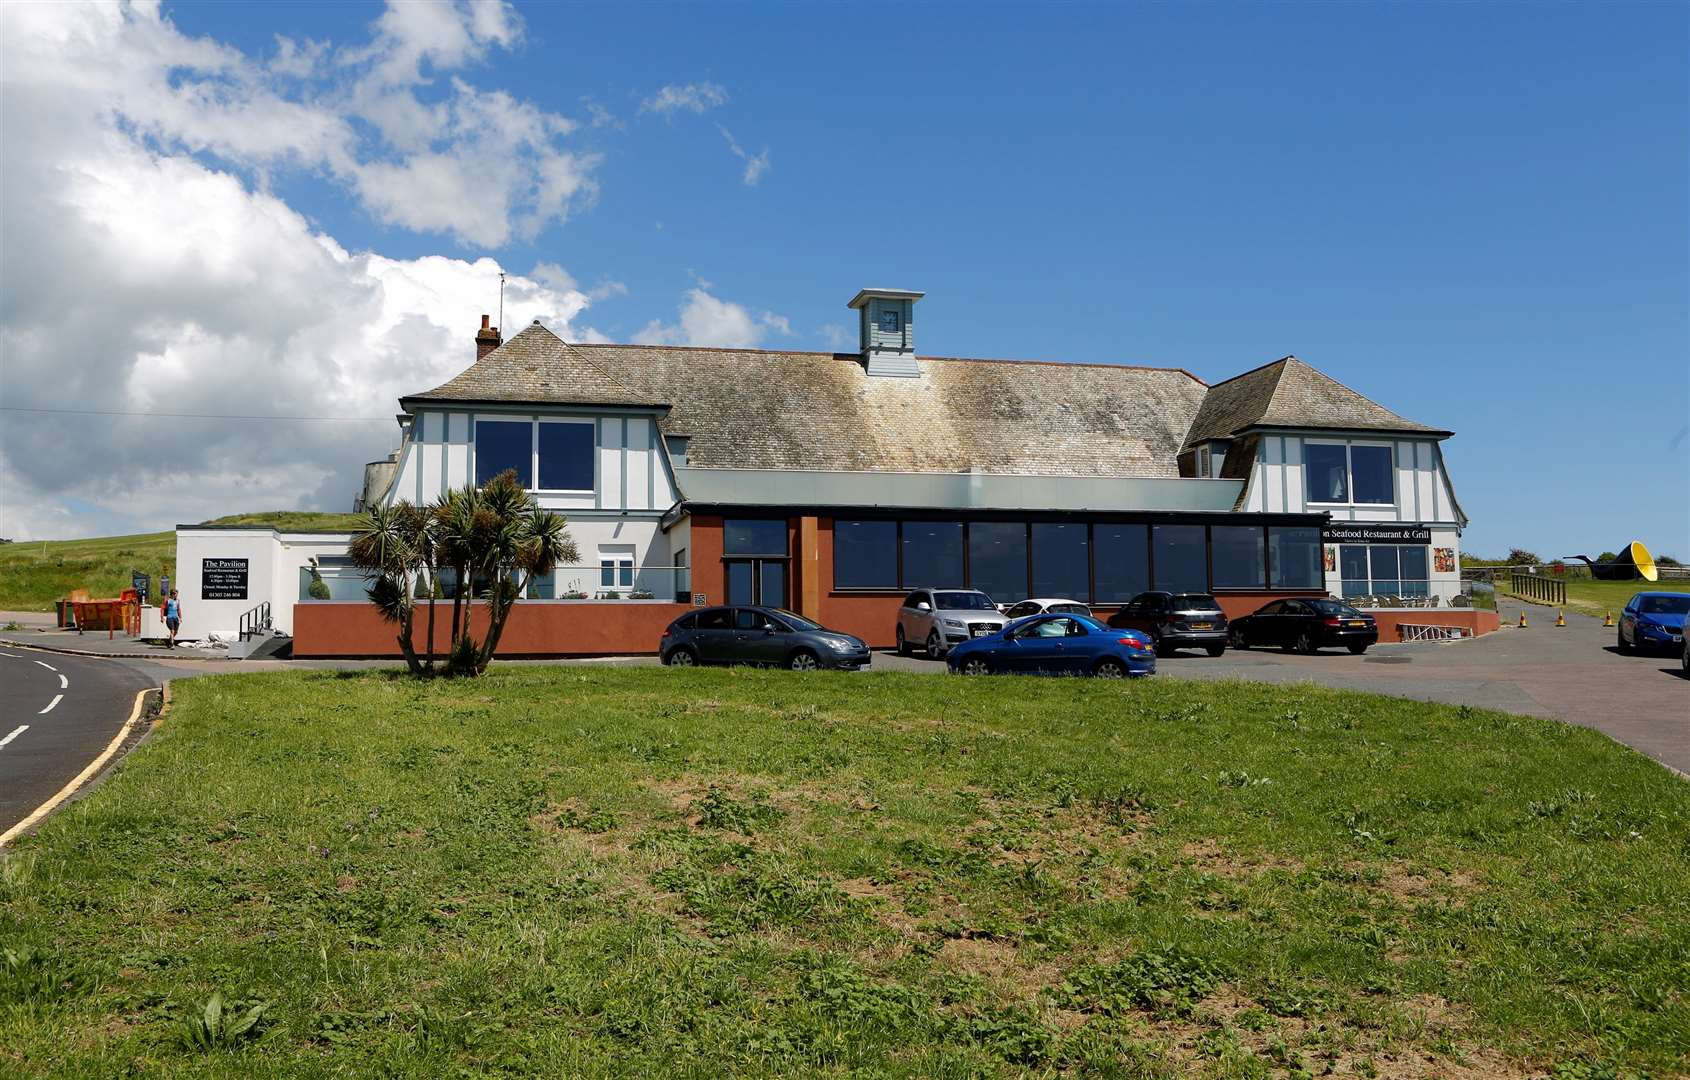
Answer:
xmin=163 ymin=589 xmax=183 ymax=649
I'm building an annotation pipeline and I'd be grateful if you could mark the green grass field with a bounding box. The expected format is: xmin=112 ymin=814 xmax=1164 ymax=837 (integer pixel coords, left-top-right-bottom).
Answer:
xmin=2 ymin=669 xmax=1684 ymax=1078
xmin=1497 ymin=574 xmax=1690 ymax=618
xmin=0 ymin=512 xmax=366 ymax=612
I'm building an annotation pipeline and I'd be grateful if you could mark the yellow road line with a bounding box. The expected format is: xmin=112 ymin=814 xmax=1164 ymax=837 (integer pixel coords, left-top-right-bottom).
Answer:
xmin=0 ymin=687 xmax=150 ymax=849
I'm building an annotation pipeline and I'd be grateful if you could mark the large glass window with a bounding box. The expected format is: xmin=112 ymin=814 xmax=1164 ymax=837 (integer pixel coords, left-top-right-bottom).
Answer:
xmin=1153 ymin=525 xmax=1207 ymax=593
xmin=1305 ymin=443 xmax=1348 ymax=503
xmin=1210 ymin=526 xmax=1265 ymax=589
xmin=968 ymin=522 xmax=1027 ymax=603
xmin=1369 ymin=546 xmax=1401 ymax=596
xmin=1268 ymin=526 xmax=1323 ymax=589
xmin=1031 ymin=523 xmax=1089 ymax=599
xmin=538 ymin=421 xmax=594 ymax=490
xmin=834 ymin=520 xmax=897 ymax=589
xmin=1351 ymin=445 xmax=1394 ymax=504
xmin=1339 ymin=546 xmax=1370 ymax=597
xmin=1093 ymin=524 xmax=1149 ymax=603
xmin=475 ymin=419 xmax=531 ymax=487
xmin=901 ymin=521 xmax=964 ymax=587
xmin=724 ymin=520 xmax=788 ymax=555
xmin=1398 ymin=545 xmax=1429 ymax=596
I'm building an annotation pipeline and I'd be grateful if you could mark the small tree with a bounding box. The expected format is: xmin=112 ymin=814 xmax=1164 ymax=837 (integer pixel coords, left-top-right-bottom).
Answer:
xmin=1505 ymin=548 xmax=1540 ymax=567
xmin=349 ymin=471 xmax=577 ymax=677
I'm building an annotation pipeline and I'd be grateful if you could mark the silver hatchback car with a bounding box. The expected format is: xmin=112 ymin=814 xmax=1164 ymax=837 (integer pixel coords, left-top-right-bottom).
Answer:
xmin=896 ymin=588 xmax=1007 ymax=658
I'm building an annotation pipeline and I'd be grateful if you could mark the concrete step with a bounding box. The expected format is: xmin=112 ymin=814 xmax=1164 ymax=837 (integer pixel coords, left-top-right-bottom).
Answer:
xmin=225 ymin=631 xmax=292 ymax=661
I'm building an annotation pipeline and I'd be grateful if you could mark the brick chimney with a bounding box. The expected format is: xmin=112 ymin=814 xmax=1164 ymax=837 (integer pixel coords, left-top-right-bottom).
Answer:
xmin=475 ymin=314 xmax=501 ymax=361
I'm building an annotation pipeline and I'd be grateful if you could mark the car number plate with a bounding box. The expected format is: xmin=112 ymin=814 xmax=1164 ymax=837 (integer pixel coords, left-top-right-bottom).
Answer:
xmin=972 ymin=628 xmax=991 ymax=637
xmin=1189 ymin=622 xmax=1212 ymax=630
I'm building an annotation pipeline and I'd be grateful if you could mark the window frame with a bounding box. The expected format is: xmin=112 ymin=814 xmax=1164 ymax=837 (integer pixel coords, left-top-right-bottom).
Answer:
xmin=1304 ymin=438 xmax=1397 ymax=508
xmin=472 ymin=416 xmax=535 ymax=489
xmin=535 ymin=417 xmax=596 ymax=494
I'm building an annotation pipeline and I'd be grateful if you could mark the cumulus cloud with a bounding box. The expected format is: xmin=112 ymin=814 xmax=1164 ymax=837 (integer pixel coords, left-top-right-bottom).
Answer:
xmin=717 ymin=125 xmax=770 ymax=186
xmin=0 ymin=2 xmax=605 ymax=540
xmin=640 ymin=81 xmax=729 ymax=117
xmin=635 ymin=288 xmax=791 ymax=349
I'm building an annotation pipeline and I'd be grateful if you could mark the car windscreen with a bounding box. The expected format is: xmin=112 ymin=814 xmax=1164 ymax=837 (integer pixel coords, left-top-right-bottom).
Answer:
xmin=1309 ymin=600 xmax=1365 ymax=618
xmin=1171 ymin=594 xmax=1222 ymax=612
xmin=935 ymin=591 xmax=996 ymax=610
xmin=1639 ymin=595 xmax=1690 ymax=615
xmin=769 ymin=608 xmax=823 ymax=631
xmin=1049 ymin=603 xmax=1090 ymax=615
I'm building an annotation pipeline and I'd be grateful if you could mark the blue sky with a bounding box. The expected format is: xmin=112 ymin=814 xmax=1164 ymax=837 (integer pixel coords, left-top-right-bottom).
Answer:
xmin=3 ymin=1 xmax=1685 ymax=557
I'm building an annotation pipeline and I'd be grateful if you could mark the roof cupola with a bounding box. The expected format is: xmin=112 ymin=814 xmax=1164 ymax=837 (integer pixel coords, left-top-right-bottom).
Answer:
xmin=847 ymin=288 xmax=924 ymax=377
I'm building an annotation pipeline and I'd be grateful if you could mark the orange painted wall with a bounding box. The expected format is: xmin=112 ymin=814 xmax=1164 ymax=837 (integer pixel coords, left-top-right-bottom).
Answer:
xmin=293 ymin=600 xmax=693 ymax=658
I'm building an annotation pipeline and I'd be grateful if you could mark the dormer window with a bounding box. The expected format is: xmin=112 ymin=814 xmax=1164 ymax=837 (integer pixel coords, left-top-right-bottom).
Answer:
xmin=878 ymin=308 xmax=900 ymax=333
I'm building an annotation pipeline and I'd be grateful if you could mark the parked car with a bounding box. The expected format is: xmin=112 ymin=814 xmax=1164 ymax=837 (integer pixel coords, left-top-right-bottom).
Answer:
xmin=1229 ymin=598 xmax=1378 ymax=654
xmin=1107 ymin=591 xmax=1229 ymax=656
xmin=1617 ymin=591 xmax=1690 ymax=654
xmin=896 ymin=588 xmax=1008 ymax=657
xmin=1001 ymin=597 xmax=1092 ymax=620
xmin=947 ymin=613 xmax=1155 ymax=678
xmin=661 ymin=606 xmax=871 ymax=671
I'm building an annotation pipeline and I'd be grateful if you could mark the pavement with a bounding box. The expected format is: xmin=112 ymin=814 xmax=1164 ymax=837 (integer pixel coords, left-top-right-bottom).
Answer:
xmin=0 ymin=599 xmax=1681 ymax=837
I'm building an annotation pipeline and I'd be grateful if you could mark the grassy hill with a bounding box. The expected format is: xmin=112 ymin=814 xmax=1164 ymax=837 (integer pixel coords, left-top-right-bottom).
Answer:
xmin=2 ymin=667 xmax=1685 ymax=1075
xmin=0 ymin=512 xmax=367 ymax=612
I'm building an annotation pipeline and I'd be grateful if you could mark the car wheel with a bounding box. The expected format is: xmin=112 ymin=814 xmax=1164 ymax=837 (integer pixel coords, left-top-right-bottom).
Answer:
xmin=1617 ymin=626 xmax=1631 ymax=653
xmin=1347 ymin=643 xmax=1368 ymax=655
xmin=959 ymin=656 xmax=991 ymax=676
xmin=1294 ymin=631 xmax=1316 ymax=655
xmin=1205 ymin=643 xmax=1226 ymax=658
xmin=1153 ymin=634 xmax=1173 ymax=657
xmin=788 ymin=650 xmax=820 ymax=672
xmin=1230 ymin=627 xmax=1249 ymax=650
xmin=895 ymin=625 xmax=910 ymax=656
xmin=926 ymin=630 xmax=945 ymax=659
xmin=1094 ymin=658 xmax=1128 ymax=679
xmin=665 ymin=647 xmax=697 ymax=667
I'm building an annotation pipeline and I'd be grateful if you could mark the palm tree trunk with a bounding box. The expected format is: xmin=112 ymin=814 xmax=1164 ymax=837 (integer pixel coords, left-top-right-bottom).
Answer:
xmin=475 ymin=569 xmax=526 ymax=674
xmin=396 ymin=599 xmax=423 ymax=675
xmin=424 ymin=570 xmax=438 ymax=672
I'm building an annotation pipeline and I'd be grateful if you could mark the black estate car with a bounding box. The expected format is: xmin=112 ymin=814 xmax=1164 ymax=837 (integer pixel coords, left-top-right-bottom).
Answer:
xmin=660 ymin=606 xmax=871 ymax=671
xmin=1107 ymin=592 xmax=1230 ymax=656
xmin=1229 ymin=598 xmax=1378 ymax=654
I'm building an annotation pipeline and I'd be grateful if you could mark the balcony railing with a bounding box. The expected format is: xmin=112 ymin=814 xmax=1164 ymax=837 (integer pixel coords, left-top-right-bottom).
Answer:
xmin=1338 ymin=580 xmax=1494 ymax=609
xmin=299 ymin=565 xmax=691 ymax=603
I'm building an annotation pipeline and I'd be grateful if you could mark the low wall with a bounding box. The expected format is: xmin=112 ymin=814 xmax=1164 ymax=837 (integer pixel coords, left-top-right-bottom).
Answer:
xmin=293 ymin=601 xmax=693 ymax=658
xmin=1369 ymin=608 xmax=1499 ymax=641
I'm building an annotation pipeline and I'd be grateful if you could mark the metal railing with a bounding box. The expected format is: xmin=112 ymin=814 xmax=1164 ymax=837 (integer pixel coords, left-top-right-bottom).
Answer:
xmin=1509 ymin=573 xmax=1566 ymax=606
xmin=239 ymin=601 xmax=272 ymax=641
xmin=299 ymin=565 xmax=693 ymax=603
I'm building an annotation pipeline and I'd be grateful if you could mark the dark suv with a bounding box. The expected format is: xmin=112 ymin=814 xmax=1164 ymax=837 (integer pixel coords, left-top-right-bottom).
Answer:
xmin=660 ymin=606 xmax=871 ymax=671
xmin=1107 ymin=592 xmax=1229 ymax=656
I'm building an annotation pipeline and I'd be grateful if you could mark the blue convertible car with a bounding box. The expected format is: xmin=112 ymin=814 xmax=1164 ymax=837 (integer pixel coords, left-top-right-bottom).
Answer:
xmin=1617 ymin=591 xmax=1689 ymax=654
xmin=946 ymin=613 xmax=1155 ymax=678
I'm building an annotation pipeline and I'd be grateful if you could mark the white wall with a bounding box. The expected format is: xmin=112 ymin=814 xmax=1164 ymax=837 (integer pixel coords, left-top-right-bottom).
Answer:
xmin=388 ymin=408 xmax=676 ymax=513
xmin=1246 ymin=433 xmax=1460 ymax=527
xmin=175 ymin=529 xmax=354 ymax=636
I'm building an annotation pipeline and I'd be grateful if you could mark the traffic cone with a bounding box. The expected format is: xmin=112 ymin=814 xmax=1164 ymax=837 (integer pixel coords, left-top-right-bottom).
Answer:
xmin=1602 ymin=612 xmax=1613 ymax=627
xmin=1555 ymin=611 xmax=1566 ymax=628
xmin=1518 ymin=611 xmax=1528 ymax=629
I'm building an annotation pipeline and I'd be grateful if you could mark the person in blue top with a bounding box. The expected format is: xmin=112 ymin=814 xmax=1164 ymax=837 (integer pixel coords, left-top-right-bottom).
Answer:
xmin=163 ymin=589 xmax=182 ymax=649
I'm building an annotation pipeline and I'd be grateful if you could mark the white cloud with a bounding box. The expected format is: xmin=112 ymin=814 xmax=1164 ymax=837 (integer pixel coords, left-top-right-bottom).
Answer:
xmin=0 ymin=2 xmax=608 ymax=541
xmin=718 ymin=125 xmax=770 ymax=186
xmin=819 ymin=323 xmax=854 ymax=352
xmin=0 ymin=1 xmax=599 ymax=248
xmin=635 ymin=288 xmax=790 ymax=349
xmin=640 ymin=81 xmax=728 ymax=117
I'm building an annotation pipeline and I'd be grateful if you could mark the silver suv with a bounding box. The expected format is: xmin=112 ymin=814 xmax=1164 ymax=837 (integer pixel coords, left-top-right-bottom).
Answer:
xmin=896 ymin=588 xmax=1007 ymax=658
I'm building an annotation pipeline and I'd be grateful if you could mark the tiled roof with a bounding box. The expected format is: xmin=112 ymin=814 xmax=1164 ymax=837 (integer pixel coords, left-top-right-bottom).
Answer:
xmin=1181 ymin=356 xmax=1446 ymax=450
xmin=407 ymin=326 xmax=1210 ymax=479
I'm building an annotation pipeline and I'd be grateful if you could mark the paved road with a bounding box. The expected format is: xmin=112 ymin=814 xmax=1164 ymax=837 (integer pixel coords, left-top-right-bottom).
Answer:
xmin=872 ymin=602 xmax=1689 ymax=774
xmin=0 ymin=645 xmax=158 ymax=837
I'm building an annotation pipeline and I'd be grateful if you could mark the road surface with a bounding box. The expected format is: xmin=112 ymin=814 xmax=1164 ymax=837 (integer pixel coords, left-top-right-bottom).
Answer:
xmin=0 ymin=645 xmax=157 ymax=839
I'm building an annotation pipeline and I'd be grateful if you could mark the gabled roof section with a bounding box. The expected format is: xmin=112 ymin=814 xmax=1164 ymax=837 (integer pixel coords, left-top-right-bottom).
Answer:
xmin=1183 ymin=356 xmax=1448 ymax=450
xmin=402 ymin=322 xmax=661 ymax=409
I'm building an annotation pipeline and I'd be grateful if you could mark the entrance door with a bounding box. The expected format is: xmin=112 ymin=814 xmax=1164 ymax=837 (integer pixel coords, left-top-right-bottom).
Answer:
xmin=726 ymin=559 xmax=787 ymax=608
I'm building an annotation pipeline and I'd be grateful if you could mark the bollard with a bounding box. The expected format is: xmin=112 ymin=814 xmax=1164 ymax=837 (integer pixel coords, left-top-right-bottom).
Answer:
xmin=1517 ymin=611 xmax=1528 ymax=629
xmin=1555 ymin=611 xmax=1566 ymax=628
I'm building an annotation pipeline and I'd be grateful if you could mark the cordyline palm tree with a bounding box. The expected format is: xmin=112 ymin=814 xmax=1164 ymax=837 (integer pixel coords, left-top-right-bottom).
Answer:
xmin=350 ymin=470 xmax=578 ymax=677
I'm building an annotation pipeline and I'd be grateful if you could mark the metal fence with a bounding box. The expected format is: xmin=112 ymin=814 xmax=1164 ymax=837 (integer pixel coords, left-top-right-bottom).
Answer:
xmin=299 ymin=565 xmax=691 ymax=603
